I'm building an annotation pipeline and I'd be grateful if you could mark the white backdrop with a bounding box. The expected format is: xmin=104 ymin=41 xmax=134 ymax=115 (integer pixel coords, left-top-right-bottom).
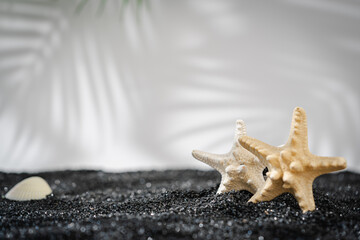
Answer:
xmin=0 ymin=0 xmax=359 ymax=172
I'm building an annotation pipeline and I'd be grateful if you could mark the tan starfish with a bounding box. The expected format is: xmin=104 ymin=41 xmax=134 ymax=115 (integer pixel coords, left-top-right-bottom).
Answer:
xmin=192 ymin=120 xmax=266 ymax=194
xmin=239 ymin=107 xmax=347 ymax=212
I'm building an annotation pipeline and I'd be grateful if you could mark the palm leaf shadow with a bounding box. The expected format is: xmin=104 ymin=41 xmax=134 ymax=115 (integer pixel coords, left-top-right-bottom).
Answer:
xmin=0 ymin=0 xmax=149 ymax=170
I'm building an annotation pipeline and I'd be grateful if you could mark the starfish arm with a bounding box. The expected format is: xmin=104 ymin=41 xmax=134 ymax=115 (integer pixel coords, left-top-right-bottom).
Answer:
xmin=224 ymin=162 xmax=266 ymax=194
xmin=291 ymin=177 xmax=316 ymax=212
xmin=192 ymin=150 xmax=226 ymax=172
xmin=235 ymin=120 xmax=247 ymax=138
xmin=222 ymin=177 xmax=250 ymax=194
xmin=239 ymin=136 xmax=279 ymax=164
xmin=245 ymin=165 xmax=266 ymax=193
xmin=217 ymin=176 xmax=227 ymax=194
xmin=309 ymin=155 xmax=347 ymax=174
xmin=248 ymin=179 xmax=287 ymax=203
xmin=230 ymin=120 xmax=247 ymax=150
xmin=286 ymin=107 xmax=309 ymax=151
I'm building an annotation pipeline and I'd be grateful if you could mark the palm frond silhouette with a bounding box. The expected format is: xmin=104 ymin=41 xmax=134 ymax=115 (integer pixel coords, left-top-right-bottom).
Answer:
xmin=0 ymin=0 xmax=359 ymax=172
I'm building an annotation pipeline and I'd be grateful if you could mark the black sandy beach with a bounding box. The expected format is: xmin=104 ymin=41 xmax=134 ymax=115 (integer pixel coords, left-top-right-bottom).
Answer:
xmin=0 ymin=170 xmax=359 ymax=239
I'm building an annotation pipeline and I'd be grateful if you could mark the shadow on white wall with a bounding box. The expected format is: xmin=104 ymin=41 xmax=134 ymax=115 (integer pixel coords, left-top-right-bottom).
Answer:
xmin=0 ymin=0 xmax=359 ymax=172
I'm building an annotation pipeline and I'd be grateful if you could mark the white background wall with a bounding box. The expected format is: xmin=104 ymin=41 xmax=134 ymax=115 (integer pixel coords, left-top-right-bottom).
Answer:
xmin=0 ymin=0 xmax=359 ymax=172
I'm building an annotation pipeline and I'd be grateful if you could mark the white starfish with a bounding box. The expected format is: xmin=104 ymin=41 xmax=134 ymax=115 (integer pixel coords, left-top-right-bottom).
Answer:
xmin=192 ymin=120 xmax=267 ymax=194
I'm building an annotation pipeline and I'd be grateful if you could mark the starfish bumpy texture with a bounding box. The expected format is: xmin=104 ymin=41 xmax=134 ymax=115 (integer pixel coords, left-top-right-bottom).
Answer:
xmin=239 ymin=107 xmax=347 ymax=212
xmin=192 ymin=120 xmax=266 ymax=194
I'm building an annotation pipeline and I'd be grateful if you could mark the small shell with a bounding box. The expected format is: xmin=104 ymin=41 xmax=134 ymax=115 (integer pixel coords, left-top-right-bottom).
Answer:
xmin=5 ymin=176 xmax=52 ymax=201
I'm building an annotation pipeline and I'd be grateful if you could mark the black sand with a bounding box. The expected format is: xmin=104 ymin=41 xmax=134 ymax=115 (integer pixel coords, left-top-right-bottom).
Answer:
xmin=0 ymin=170 xmax=359 ymax=239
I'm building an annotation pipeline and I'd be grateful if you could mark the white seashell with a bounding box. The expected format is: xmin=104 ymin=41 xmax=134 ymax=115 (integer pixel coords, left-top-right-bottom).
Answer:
xmin=5 ymin=176 xmax=52 ymax=201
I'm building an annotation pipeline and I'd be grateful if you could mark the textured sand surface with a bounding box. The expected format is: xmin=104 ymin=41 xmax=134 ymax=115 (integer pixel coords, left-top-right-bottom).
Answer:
xmin=0 ymin=170 xmax=359 ymax=239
